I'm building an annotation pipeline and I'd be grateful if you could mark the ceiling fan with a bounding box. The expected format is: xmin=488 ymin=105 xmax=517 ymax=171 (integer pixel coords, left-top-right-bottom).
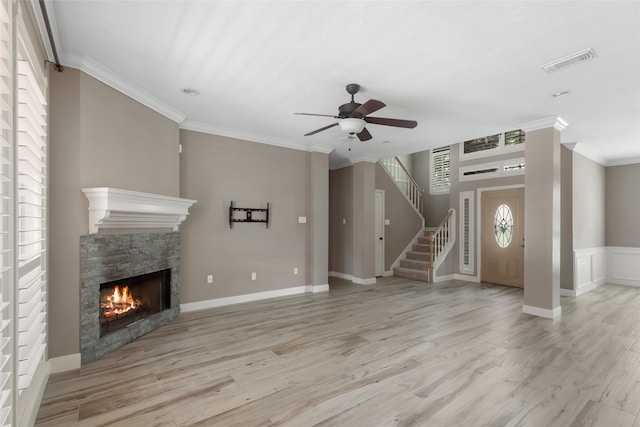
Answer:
xmin=295 ymin=83 xmax=418 ymax=142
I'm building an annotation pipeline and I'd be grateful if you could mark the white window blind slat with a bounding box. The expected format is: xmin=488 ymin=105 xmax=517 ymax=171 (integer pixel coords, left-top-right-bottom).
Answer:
xmin=0 ymin=0 xmax=12 ymax=421
xmin=16 ymin=46 xmax=47 ymax=400
xmin=17 ymin=338 xmax=44 ymax=389
xmin=17 ymin=96 xmax=46 ymax=127
xmin=18 ymin=293 xmax=43 ymax=328
xmin=18 ymin=314 xmax=44 ymax=361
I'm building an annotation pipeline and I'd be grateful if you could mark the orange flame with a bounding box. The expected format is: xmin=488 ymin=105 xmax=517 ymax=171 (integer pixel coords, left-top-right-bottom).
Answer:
xmin=101 ymin=285 xmax=140 ymax=318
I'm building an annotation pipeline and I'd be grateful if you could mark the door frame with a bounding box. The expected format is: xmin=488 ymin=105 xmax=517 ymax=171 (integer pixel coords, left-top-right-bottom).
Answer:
xmin=476 ymin=184 xmax=524 ymax=283
xmin=375 ymin=189 xmax=385 ymax=277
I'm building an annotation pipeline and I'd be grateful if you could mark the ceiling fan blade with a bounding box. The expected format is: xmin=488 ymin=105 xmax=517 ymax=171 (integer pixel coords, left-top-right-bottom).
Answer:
xmin=357 ymin=127 xmax=373 ymax=141
xmin=304 ymin=122 xmax=339 ymax=136
xmin=365 ymin=116 xmax=418 ymax=129
xmin=352 ymin=99 xmax=386 ymax=117
xmin=295 ymin=112 xmax=339 ymax=118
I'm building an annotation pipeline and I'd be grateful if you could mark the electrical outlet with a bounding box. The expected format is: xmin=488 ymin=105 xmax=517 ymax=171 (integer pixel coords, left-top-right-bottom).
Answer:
xmin=207 ymin=274 xmax=213 ymax=284
xmin=251 ymin=272 xmax=256 ymax=281
xmin=294 ymin=267 xmax=298 ymax=275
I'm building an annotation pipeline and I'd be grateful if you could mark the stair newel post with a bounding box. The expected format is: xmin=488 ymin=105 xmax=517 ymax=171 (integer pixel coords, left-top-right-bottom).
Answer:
xmin=427 ymin=232 xmax=434 ymax=283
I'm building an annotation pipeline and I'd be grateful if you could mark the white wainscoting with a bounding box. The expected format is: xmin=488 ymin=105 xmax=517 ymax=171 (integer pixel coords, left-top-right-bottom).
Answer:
xmin=569 ymin=247 xmax=640 ymax=296
xmin=608 ymin=247 xmax=640 ymax=287
xmin=573 ymin=247 xmax=608 ymax=296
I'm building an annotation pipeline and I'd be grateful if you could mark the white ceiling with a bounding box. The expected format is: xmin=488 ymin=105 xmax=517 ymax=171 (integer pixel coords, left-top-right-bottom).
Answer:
xmin=47 ymin=1 xmax=640 ymax=169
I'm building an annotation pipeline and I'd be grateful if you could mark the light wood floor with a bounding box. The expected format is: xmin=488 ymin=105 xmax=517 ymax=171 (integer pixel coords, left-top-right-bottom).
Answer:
xmin=36 ymin=277 xmax=640 ymax=427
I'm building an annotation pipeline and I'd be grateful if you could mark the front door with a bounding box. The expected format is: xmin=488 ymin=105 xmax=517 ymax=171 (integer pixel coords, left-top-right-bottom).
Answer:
xmin=481 ymin=188 xmax=524 ymax=287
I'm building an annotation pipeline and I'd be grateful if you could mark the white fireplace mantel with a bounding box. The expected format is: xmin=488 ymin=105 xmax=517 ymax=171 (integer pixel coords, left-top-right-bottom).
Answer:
xmin=82 ymin=187 xmax=197 ymax=234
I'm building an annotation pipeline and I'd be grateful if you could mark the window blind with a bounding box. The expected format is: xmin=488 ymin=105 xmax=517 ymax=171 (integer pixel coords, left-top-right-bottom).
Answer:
xmin=16 ymin=54 xmax=47 ymax=395
xmin=430 ymin=146 xmax=450 ymax=194
xmin=0 ymin=0 xmax=13 ymax=423
xmin=459 ymin=191 xmax=474 ymax=274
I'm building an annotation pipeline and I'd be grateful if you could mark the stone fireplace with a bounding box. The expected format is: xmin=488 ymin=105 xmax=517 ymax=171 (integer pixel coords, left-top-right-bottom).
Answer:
xmin=79 ymin=188 xmax=196 ymax=364
xmin=80 ymin=232 xmax=181 ymax=364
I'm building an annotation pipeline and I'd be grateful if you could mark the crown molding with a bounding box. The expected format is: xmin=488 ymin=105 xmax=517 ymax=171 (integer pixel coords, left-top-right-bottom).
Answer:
xmin=60 ymin=52 xmax=186 ymax=124
xmin=518 ymin=116 xmax=569 ymax=132
xmin=571 ymin=142 xmax=608 ymax=166
xmin=561 ymin=141 xmax=578 ymax=151
xmin=180 ymin=120 xmax=332 ymax=154
xmin=604 ymin=156 xmax=640 ymax=167
xmin=308 ymin=145 xmax=334 ymax=154
xmin=350 ymin=157 xmax=379 ymax=164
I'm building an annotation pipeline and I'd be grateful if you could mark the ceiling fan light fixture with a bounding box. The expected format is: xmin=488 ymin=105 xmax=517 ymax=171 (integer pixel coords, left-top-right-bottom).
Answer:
xmin=339 ymin=118 xmax=366 ymax=134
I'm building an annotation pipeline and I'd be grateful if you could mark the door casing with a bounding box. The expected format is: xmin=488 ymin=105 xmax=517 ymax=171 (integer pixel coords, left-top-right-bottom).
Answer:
xmin=375 ymin=190 xmax=385 ymax=277
xmin=477 ymin=185 xmax=525 ymax=287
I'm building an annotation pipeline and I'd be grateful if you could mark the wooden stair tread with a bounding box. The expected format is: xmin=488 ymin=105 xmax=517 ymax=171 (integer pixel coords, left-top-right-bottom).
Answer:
xmin=393 ymin=266 xmax=429 ymax=282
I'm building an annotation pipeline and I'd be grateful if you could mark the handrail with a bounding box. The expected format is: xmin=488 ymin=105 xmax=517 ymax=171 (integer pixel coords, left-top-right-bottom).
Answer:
xmin=379 ymin=157 xmax=425 ymax=219
xmin=427 ymin=208 xmax=455 ymax=282
xmin=394 ymin=157 xmax=423 ymax=196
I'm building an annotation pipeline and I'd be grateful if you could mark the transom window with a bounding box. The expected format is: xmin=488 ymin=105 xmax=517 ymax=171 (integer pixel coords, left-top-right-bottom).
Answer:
xmin=460 ymin=129 xmax=526 ymax=161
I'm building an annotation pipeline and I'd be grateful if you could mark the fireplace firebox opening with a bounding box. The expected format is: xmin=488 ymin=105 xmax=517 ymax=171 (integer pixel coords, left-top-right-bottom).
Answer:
xmin=99 ymin=269 xmax=170 ymax=337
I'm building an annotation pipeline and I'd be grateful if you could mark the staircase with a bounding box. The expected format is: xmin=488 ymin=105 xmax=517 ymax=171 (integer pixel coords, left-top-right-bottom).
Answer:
xmin=379 ymin=157 xmax=455 ymax=283
xmin=393 ymin=227 xmax=436 ymax=282
xmin=393 ymin=209 xmax=456 ymax=283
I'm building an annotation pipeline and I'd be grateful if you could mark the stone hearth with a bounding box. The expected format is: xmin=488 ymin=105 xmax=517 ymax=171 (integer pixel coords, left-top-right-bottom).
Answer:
xmin=80 ymin=232 xmax=180 ymax=364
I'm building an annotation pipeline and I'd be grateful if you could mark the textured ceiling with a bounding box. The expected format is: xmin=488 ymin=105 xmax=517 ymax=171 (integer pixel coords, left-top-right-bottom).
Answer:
xmin=48 ymin=1 xmax=640 ymax=168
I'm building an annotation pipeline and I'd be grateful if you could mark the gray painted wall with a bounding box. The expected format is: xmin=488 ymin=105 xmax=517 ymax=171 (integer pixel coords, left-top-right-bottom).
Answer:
xmin=560 ymin=145 xmax=573 ymax=290
xmin=352 ymin=162 xmax=376 ymax=280
xmin=375 ymin=163 xmax=423 ymax=271
xmin=329 ymin=166 xmax=354 ymax=274
xmin=410 ymin=150 xmax=450 ymax=227
xmin=523 ymin=127 xmax=561 ymax=312
xmin=572 ymin=152 xmax=606 ymax=250
xmin=49 ymin=67 xmax=180 ymax=358
xmin=179 ymin=130 xmax=327 ymax=302
xmin=606 ymin=163 xmax=640 ymax=247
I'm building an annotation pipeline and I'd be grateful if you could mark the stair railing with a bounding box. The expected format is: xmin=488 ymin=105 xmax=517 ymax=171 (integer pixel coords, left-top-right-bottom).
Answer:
xmin=427 ymin=208 xmax=455 ymax=282
xmin=379 ymin=157 xmax=424 ymax=218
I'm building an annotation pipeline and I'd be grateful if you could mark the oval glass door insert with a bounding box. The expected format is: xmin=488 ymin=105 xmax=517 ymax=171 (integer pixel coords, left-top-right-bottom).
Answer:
xmin=494 ymin=204 xmax=513 ymax=248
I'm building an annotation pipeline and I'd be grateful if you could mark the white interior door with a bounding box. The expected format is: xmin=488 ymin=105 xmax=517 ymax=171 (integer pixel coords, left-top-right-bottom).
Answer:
xmin=375 ymin=190 xmax=385 ymax=277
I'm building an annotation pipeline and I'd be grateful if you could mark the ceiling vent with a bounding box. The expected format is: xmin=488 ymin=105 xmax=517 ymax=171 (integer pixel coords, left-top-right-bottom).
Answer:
xmin=541 ymin=48 xmax=597 ymax=73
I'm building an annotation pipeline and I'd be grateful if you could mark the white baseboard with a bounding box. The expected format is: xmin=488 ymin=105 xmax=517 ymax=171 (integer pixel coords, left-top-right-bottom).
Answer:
xmin=352 ymin=277 xmax=377 ymax=285
xmin=328 ymin=271 xmax=377 ymax=285
xmin=383 ymin=270 xmax=393 ymax=277
xmin=49 ymin=353 xmax=81 ymax=374
xmin=308 ymin=284 xmax=329 ymax=293
xmin=328 ymin=271 xmax=352 ymax=281
xmin=181 ymin=285 xmax=313 ymax=312
xmin=560 ymin=288 xmax=576 ymax=297
xmin=434 ymin=274 xmax=455 ymax=283
xmin=523 ymin=304 xmax=562 ymax=319
xmin=453 ymin=273 xmax=480 ymax=283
